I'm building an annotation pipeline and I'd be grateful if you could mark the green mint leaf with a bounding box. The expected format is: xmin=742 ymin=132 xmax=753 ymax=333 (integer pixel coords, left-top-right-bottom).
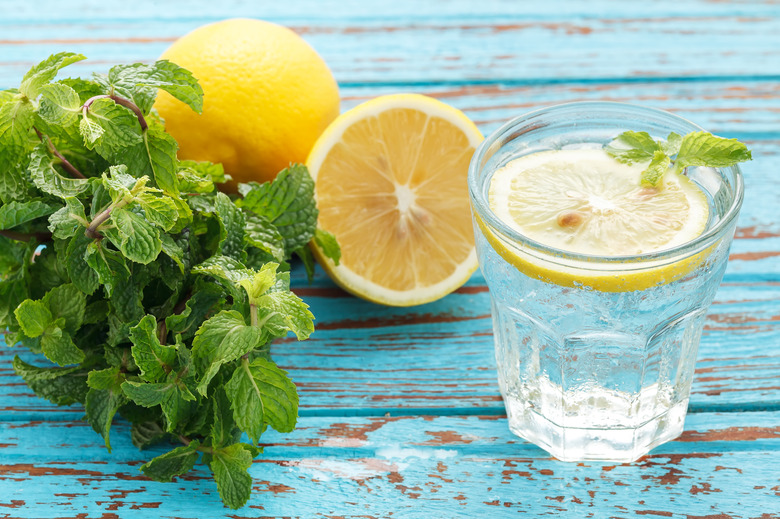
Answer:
xmin=191 ymin=310 xmax=264 ymax=396
xmin=244 ymin=212 xmax=285 ymax=262
xmin=66 ymin=233 xmax=99 ymax=295
xmin=0 ymin=163 xmax=32 ymax=204
xmin=141 ymin=125 xmax=179 ymax=194
xmin=662 ymin=131 xmax=683 ymax=156
xmin=641 ymin=150 xmax=673 ymax=187
xmin=28 ymin=142 xmax=91 ymax=199
xmin=131 ymin=420 xmax=168 ymax=450
xmin=215 ymin=192 xmax=246 ymax=260
xmin=85 ymin=366 xmax=127 ymax=453
xmin=676 ymin=131 xmax=753 ymax=169
xmin=129 ymin=314 xmax=177 ymax=383
xmin=159 ymin=233 xmax=185 ymax=273
xmin=42 ymin=283 xmax=86 ymax=333
xmin=294 ymin=245 xmax=316 ymax=282
xmin=82 ymin=97 xmax=143 ymax=156
xmin=14 ymin=299 xmax=53 ymax=337
xmin=38 ymin=83 xmax=82 ymax=128
xmin=0 ymin=200 xmax=57 ymax=230
xmin=40 ymin=326 xmax=85 ymax=366
xmin=107 ymin=267 xmax=146 ymax=323
xmin=257 ymin=290 xmax=314 ymax=341
xmin=225 ymin=357 xmax=298 ymax=442
xmin=84 ymin=240 xmax=130 ymax=296
xmin=12 ymin=356 xmax=88 ymax=406
xmin=212 ymin=388 xmax=240 ymax=448
xmin=103 ymin=60 xmax=204 ymax=115
xmin=110 ymin=207 xmax=162 ymax=264
xmin=0 ymin=97 xmax=35 ymax=164
xmin=314 ymin=228 xmax=341 ymax=266
xmin=101 ymin=165 xmax=137 ymax=203
xmin=605 ymin=131 xmax=662 ymax=164
xmin=192 ymin=255 xmax=254 ymax=296
xmin=178 ymin=160 xmax=227 ymax=192
xmin=135 ymin=192 xmax=178 ymax=231
xmin=209 ymin=443 xmax=255 ymax=510
xmin=140 ymin=440 xmax=201 ymax=483
xmin=19 ymin=52 xmax=86 ymax=99
xmin=238 ymin=165 xmax=318 ymax=254
xmin=122 ymin=373 xmax=196 ymax=432
xmin=48 ymin=197 xmax=88 ymax=239
xmin=238 ymin=262 xmax=278 ymax=303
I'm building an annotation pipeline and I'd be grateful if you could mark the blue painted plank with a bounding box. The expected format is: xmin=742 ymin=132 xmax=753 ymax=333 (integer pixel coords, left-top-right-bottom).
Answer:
xmin=0 ymin=412 xmax=777 ymax=517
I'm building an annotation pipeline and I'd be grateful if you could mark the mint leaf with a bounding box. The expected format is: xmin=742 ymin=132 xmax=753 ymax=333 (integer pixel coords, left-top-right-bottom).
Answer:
xmin=121 ymin=375 xmax=197 ymax=432
xmin=102 ymin=60 xmax=204 ymax=115
xmin=82 ymin=97 xmax=143 ymax=156
xmin=641 ymin=150 xmax=672 ymax=188
xmin=238 ymin=165 xmax=318 ymax=253
xmin=225 ymin=357 xmax=298 ymax=442
xmin=19 ymin=52 xmax=86 ymax=99
xmin=662 ymin=131 xmax=683 ymax=156
xmin=605 ymin=131 xmax=661 ymax=164
xmin=314 ymin=228 xmax=341 ymax=266
xmin=165 ymin=285 xmax=223 ymax=340
xmin=85 ymin=366 xmax=127 ymax=452
xmin=215 ymin=192 xmax=246 ymax=260
xmin=40 ymin=326 xmax=85 ymax=366
xmin=212 ymin=388 xmax=239 ymax=448
xmin=39 ymin=83 xmax=82 ymax=127
xmin=140 ymin=125 xmax=179 ymax=194
xmin=0 ymin=163 xmax=31 ymax=203
xmin=110 ymin=207 xmax=162 ymax=264
xmin=140 ymin=440 xmax=201 ymax=482
xmin=28 ymin=142 xmax=90 ymax=199
xmin=48 ymin=197 xmax=88 ymax=239
xmin=66 ymin=233 xmax=99 ymax=295
xmin=130 ymin=315 xmax=177 ymax=383
xmin=676 ymin=131 xmax=753 ymax=169
xmin=14 ymin=299 xmax=52 ymax=337
xmin=191 ymin=310 xmax=264 ymax=396
xmin=131 ymin=420 xmax=168 ymax=450
xmin=12 ymin=356 xmax=88 ymax=406
xmin=136 ymin=192 xmax=178 ymax=231
xmin=256 ymin=290 xmax=314 ymax=341
xmin=84 ymin=240 xmax=130 ymax=296
xmin=244 ymin=213 xmax=285 ymax=262
xmin=42 ymin=283 xmax=86 ymax=333
xmin=238 ymin=262 xmax=278 ymax=303
xmin=0 ymin=200 xmax=56 ymax=230
xmin=209 ymin=443 xmax=255 ymax=510
xmin=0 ymin=98 xmax=35 ymax=164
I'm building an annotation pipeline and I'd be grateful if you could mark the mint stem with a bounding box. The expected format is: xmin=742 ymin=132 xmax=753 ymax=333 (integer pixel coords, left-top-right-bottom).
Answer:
xmin=33 ymin=127 xmax=87 ymax=179
xmin=85 ymin=206 xmax=113 ymax=239
xmin=83 ymin=94 xmax=148 ymax=132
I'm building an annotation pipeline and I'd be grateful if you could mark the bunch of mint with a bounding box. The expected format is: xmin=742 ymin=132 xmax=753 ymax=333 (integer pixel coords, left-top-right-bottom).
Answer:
xmin=0 ymin=52 xmax=339 ymax=509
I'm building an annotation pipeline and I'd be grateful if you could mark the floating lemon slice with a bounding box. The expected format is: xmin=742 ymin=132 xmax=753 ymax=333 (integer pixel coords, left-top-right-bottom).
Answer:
xmin=481 ymin=148 xmax=710 ymax=292
xmin=307 ymin=94 xmax=483 ymax=306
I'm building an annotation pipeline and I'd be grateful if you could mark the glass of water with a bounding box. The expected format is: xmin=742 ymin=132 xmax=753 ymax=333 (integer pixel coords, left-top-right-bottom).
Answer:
xmin=468 ymin=102 xmax=744 ymax=462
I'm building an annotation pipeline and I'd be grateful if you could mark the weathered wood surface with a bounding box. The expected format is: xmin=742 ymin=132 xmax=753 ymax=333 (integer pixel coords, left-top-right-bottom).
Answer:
xmin=1 ymin=0 xmax=779 ymax=517
xmin=1 ymin=413 xmax=778 ymax=518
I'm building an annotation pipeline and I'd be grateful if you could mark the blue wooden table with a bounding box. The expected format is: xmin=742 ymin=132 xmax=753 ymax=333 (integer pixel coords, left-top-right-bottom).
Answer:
xmin=1 ymin=1 xmax=779 ymax=517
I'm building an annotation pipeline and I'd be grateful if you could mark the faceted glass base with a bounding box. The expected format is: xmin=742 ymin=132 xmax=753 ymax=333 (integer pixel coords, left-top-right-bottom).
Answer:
xmin=504 ymin=394 xmax=688 ymax=462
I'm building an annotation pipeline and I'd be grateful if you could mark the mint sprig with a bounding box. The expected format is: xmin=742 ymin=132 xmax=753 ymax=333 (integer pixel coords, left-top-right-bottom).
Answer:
xmin=0 ymin=52 xmax=342 ymax=509
xmin=605 ymin=130 xmax=752 ymax=187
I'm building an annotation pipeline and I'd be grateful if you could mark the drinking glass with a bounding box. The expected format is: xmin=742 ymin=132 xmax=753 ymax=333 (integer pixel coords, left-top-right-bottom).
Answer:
xmin=468 ymin=102 xmax=744 ymax=462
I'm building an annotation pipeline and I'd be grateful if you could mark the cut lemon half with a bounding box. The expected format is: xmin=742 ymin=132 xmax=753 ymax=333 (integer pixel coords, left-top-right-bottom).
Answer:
xmin=307 ymin=94 xmax=483 ymax=306
xmin=483 ymin=148 xmax=711 ymax=292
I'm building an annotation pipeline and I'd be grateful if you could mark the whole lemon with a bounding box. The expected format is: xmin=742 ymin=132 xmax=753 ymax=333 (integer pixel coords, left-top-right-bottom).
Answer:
xmin=154 ymin=18 xmax=340 ymax=191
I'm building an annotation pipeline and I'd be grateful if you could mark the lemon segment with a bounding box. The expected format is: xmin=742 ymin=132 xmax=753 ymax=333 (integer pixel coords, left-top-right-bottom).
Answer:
xmin=307 ymin=94 xmax=483 ymax=306
xmin=483 ymin=148 xmax=711 ymax=292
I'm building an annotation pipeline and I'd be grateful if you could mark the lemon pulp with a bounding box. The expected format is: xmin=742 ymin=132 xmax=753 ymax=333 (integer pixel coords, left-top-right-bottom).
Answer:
xmin=483 ymin=148 xmax=711 ymax=292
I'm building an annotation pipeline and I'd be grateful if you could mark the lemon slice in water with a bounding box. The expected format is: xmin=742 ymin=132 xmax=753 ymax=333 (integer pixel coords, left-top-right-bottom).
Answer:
xmin=482 ymin=148 xmax=710 ymax=292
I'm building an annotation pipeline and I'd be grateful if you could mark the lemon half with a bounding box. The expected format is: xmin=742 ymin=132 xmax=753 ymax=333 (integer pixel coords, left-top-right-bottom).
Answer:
xmin=307 ymin=94 xmax=483 ymax=306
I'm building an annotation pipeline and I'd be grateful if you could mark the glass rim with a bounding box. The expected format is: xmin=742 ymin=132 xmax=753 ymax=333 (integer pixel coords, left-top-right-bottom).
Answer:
xmin=468 ymin=101 xmax=745 ymax=266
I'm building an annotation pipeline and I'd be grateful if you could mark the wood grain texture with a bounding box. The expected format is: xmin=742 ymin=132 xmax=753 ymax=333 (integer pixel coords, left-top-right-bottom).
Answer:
xmin=0 ymin=412 xmax=778 ymax=518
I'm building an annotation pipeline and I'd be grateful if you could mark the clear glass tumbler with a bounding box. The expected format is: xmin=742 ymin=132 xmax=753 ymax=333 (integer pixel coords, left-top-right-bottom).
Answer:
xmin=468 ymin=102 xmax=744 ymax=462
